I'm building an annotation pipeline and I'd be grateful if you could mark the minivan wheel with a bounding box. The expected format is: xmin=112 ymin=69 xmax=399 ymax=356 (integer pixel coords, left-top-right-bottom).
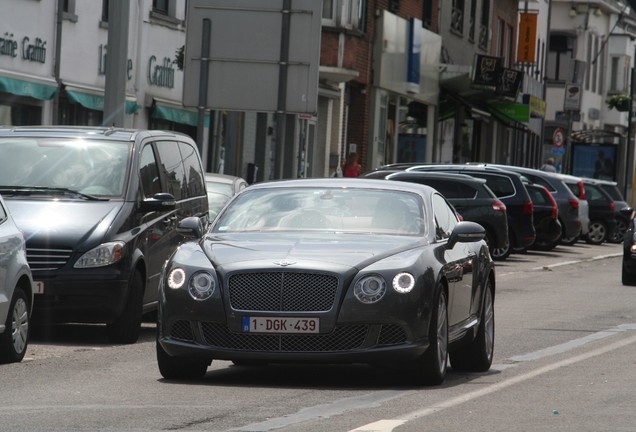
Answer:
xmin=107 ymin=271 xmax=143 ymax=344
xmin=0 ymin=287 xmax=30 ymax=364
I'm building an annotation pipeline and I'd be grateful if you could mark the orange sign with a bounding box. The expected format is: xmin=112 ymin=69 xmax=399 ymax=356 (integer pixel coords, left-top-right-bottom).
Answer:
xmin=517 ymin=13 xmax=537 ymax=64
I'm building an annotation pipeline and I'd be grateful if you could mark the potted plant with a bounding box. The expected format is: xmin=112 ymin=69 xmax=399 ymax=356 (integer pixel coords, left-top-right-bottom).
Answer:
xmin=607 ymin=94 xmax=632 ymax=112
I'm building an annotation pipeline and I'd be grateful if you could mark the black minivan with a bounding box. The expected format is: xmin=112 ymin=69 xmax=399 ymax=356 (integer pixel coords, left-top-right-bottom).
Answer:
xmin=0 ymin=126 xmax=209 ymax=343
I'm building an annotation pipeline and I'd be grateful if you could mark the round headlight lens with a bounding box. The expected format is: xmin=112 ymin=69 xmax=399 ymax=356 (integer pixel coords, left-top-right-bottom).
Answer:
xmin=393 ymin=272 xmax=415 ymax=293
xmin=167 ymin=268 xmax=186 ymax=289
xmin=188 ymin=272 xmax=215 ymax=301
xmin=354 ymin=275 xmax=386 ymax=304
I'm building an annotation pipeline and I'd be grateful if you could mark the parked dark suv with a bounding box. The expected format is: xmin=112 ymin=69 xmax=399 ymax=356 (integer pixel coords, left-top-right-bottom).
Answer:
xmin=369 ymin=171 xmax=509 ymax=256
xmin=591 ymin=178 xmax=631 ymax=243
xmin=581 ymin=178 xmax=618 ymax=245
xmin=0 ymin=126 xmax=209 ymax=343
xmin=487 ymin=165 xmax=581 ymax=249
xmin=399 ymin=164 xmax=535 ymax=260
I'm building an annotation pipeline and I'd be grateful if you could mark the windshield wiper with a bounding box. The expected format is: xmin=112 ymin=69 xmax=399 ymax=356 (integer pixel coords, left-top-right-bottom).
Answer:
xmin=0 ymin=186 xmax=107 ymax=201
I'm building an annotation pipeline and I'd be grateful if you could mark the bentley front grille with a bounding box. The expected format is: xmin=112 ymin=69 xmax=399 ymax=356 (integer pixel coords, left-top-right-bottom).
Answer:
xmin=228 ymin=272 xmax=339 ymax=312
xmin=200 ymin=322 xmax=368 ymax=352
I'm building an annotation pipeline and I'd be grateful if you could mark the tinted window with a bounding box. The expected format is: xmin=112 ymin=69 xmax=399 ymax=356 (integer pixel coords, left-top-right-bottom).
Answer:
xmin=139 ymin=145 xmax=161 ymax=198
xmin=586 ymin=184 xmax=609 ymax=202
xmin=155 ymin=141 xmax=186 ymax=200
xmin=422 ymin=179 xmax=478 ymax=199
xmin=470 ymin=173 xmax=515 ymax=197
xmin=527 ymin=186 xmax=550 ymax=205
xmin=525 ymin=174 xmax=555 ymax=192
xmin=432 ymin=193 xmax=458 ymax=239
xmin=601 ymin=184 xmax=623 ymax=201
xmin=0 ymin=200 xmax=6 ymax=222
xmin=178 ymin=141 xmax=205 ymax=198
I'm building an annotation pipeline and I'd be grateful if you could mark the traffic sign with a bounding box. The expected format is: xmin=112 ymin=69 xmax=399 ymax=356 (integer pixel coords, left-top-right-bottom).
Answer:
xmin=553 ymin=128 xmax=565 ymax=147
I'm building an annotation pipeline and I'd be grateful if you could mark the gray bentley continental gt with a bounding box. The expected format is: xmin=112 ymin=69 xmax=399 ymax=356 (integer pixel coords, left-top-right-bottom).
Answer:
xmin=156 ymin=178 xmax=496 ymax=386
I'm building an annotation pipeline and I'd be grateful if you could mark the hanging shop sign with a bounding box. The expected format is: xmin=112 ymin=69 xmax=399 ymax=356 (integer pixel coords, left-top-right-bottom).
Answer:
xmin=497 ymin=68 xmax=523 ymax=99
xmin=472 ymin=54 xmax=502 ymax=88
xmin=517 ymin=12 xmax=537 ymax=64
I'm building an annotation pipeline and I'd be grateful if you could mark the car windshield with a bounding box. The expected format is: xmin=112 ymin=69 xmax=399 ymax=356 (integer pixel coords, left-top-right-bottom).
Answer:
xmin=213 ymin=187 xmax=425 ymax=235
xmin=0 ymin=137 xmax=130 ymax=197
xmin=206 ymin=183 xmax=234 ymax=216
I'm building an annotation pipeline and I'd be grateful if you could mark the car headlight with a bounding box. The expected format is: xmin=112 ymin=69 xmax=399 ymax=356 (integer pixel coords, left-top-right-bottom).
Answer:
xmin=167 ymin=268 xmax=215 ymax=301
xmin=354 ymin=275 xmax=386 ymax=304
xmin=188 ymin=271 xmax=215 ymax=301
xmin=74 ymin=241 xmax=125 ymax=268
xmin=167 ymin=268 xmax=186 ymax=289
xmin=392 ymin=272 xmax=415 ymax=293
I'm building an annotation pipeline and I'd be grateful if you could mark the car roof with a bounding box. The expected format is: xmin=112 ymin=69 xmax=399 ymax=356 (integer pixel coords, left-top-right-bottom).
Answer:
xmin=205 ymin=173 xmax=246 ymax=184
xmin=386 ymin=171 xmax=488 ymax=184
xmin=245 ymin=177 xmax=437 ymax=196
xmin=0 ymin=125 xmax=193 ymax=142
xmin=580 ymin=177 xmax=618 ymax=186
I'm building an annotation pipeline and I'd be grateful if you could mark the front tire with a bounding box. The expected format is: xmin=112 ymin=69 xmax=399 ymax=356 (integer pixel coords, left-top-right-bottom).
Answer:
xmin=156 ymin=340 xmax=210 ymax=380
xmin=622 ymin=260 xmax=636 ymax=286
xmin=609 ymin=218 xmax=628 ymax=243
xmin=0 ymin=287 xmax=30 ymax=364
xmin=450 ymin=279 xmax=495 ymax=372
xmin=408 ymin=287 xmax=448 ymax=386
xmin=107 ymin=270 xmax=144 ymax=344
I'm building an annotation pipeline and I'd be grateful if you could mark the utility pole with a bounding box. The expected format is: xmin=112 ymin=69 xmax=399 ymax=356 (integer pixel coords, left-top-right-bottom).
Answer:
xmin=103 ymin=0 xmax=130 ymax=127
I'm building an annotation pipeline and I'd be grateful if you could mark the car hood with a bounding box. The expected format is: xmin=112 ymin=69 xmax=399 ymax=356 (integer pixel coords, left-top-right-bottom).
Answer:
xmin=4 ymin=199 xmax=123 ymax=247
xmin=203 ymin=232 xmax=425 ymax=271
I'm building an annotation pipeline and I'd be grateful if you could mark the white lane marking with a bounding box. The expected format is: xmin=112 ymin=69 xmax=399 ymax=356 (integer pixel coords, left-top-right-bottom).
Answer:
xmin=496 ymin=251 xmax=621 ymax=277
xmin=509 ymin=323 xmax=634 ymax=362
xmin=350 ymin=328 xmax=636 ymax=432
xmin=349 ymin=420 xmax=407 ymax=432
xmin=229 ymin=390 xmax=414 ymax=432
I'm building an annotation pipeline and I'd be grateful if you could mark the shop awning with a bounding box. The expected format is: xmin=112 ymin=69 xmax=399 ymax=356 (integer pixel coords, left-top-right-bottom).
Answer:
xmin=151 ymin=99 xmax=209 ymax=127
xmin=64 ymin=85 xmax=140 ymax=114
xmin=0 ymin=76 xmax=58 ymax=100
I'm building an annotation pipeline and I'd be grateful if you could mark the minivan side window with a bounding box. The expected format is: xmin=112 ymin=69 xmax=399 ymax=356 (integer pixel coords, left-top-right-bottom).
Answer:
xmin=139 ymin=145 xmax=162 ymax=198
xmin=155 ymin=141 xmax=186 ymax=200
xmin=178 ymin=141 xmax=205 ymax=198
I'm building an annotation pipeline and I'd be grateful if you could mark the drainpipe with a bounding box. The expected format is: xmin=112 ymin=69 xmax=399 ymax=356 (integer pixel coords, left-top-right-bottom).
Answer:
xmin=52 ymin=0 xmax=64 ymax=125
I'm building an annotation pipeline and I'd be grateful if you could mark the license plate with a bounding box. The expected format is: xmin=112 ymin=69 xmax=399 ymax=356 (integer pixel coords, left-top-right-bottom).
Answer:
xmin=242 ymin=316 xmax=319 ymax=334
xmin=34 ymin=281 xmax=45 ymax=295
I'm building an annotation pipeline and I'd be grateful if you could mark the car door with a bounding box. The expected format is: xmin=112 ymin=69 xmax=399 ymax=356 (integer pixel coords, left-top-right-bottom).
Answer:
xmin=137 ymin=141 xmax=181 ymax=305
xmin=432 ymin=194 xmax=475 ymax=327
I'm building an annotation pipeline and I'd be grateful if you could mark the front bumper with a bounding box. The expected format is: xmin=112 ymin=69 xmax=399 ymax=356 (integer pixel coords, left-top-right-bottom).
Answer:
xmin=31 ymin=272 xmax=129 ymax=324
xmin=158 ymin=318 xmax=429 ymax=364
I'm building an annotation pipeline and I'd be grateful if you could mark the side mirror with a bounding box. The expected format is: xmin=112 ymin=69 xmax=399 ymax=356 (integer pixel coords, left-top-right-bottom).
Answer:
xmin=139 ymin=192 xmax=176 ymax=213
xmin=176 ymin=216 xmax=205 ymax=239
xmin=447 ymin=221 xmax=485 ymax=249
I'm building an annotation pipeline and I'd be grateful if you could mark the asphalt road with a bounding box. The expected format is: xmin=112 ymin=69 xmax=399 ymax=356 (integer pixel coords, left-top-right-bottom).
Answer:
xmin=0 ymin=241 xmax=632 ymax=432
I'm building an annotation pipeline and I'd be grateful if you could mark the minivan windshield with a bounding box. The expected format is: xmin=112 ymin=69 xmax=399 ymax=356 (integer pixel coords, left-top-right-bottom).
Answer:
xmin=0 ymin=138 xmax=130 ymax=197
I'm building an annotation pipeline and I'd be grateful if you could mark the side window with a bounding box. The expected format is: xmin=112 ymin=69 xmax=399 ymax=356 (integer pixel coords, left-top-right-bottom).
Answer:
xmin=139 ymin=145 xmax=161 ymax=199
xmin=432 ymin=193 xmax=459 ymax=240
xmin=0 ymin=201 xmax=6 ymax=223
xmin=472 ymin=174 xmax=514 ymax=197
xmin=178 ymin=141 xmax=205 ymax=198
xmin=155 ymin=141 xmax=186 ymax=200
xmin=528 ymin=174 xmax=555 ymax=192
